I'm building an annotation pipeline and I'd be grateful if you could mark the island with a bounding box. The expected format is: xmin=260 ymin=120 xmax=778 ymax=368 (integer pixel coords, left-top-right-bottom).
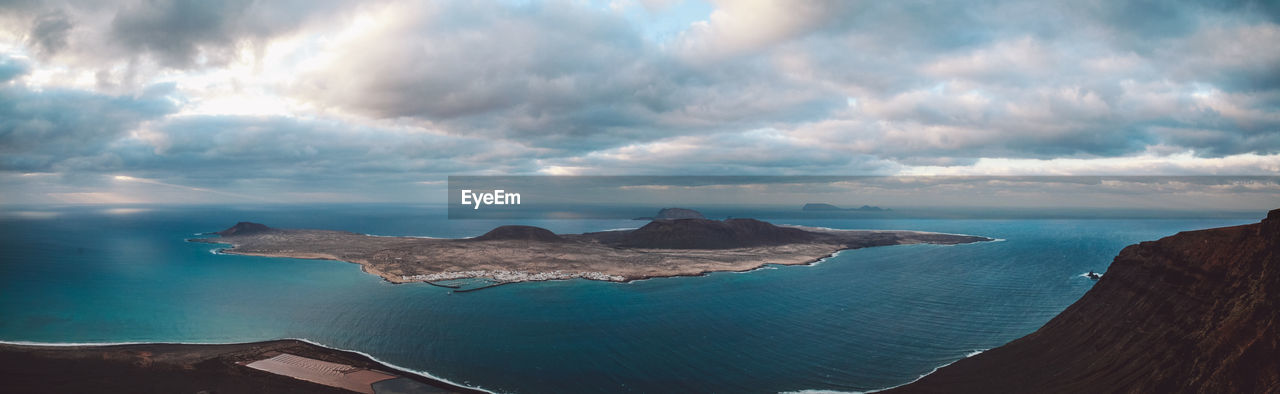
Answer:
xmin=802 ymin=203 xmax=890 ymax=211
xmin=189 ymin=216 xmax=991 ymax=286
xmin=632 ymin=207 xmax=706 ymax=220
xmin=889 ymin=208 xmax=1280 ymax=393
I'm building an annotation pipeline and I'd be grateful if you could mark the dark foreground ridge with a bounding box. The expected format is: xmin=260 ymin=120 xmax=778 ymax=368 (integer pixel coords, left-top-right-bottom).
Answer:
xmin=0 ymin=339 xmax=482 ymax=393
xmin=889 ymin=209 xmax=1280 ymax=394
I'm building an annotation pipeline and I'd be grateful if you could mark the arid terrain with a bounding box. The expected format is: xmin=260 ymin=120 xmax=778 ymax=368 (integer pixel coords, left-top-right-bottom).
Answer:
xmin=190 ymin=218 xmax=991 ymax=285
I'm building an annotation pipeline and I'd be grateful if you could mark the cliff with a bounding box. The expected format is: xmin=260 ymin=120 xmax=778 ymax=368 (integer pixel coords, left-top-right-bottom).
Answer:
xmin=889 ymin=209 xmax=1280 ymax=393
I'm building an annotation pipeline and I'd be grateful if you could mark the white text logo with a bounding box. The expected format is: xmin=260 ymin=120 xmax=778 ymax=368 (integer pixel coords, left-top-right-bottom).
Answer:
xmin=461 ymin=189 xmax=521 ymax=209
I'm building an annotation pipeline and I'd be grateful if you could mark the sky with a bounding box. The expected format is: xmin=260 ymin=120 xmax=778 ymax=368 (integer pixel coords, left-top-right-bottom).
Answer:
xmin=0 ymin=0 xmax=1278 ymax=205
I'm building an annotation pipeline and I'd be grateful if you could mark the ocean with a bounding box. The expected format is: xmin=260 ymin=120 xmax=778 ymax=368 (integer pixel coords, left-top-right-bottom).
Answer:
xmin=0 ymin=205 xmax=1260 ymax=393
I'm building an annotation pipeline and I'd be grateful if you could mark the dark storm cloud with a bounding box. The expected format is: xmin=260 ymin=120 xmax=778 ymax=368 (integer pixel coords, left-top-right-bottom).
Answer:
xmin=1 ymin=0 xmax=360 ymax=69
xmin=108 ymin=0 xmax=258 ymax=68
xmin=27 ymin=9 xmax=72 ymax=55
xmin=104 ymin=0 xmax=356 ymax=68
xmin=0 ymin=64 xmax=177 ymax=171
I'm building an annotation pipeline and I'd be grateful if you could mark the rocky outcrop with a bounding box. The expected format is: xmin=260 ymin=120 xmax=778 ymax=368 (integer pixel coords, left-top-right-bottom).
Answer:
xmin=890 ymin=209 xmax=1280 ymax=394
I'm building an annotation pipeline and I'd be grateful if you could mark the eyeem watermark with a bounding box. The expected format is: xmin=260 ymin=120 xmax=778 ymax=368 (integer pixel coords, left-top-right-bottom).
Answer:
xmin=460 ymin=189 xmax=521 ymax=209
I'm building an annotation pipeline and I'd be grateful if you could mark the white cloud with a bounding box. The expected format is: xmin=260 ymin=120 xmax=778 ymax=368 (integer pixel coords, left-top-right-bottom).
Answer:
xmin=1 ymin=0 xmax=1277 ymax=204
xmin=900 ymin=151 xmax=1280 ymax=176
xmin=674 ymin=0 xmax=844 ymax=60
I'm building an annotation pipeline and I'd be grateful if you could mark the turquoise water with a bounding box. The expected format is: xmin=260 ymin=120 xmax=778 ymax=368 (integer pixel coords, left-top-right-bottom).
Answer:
xmin=0 ymin=205 xmax=1261 ymax=393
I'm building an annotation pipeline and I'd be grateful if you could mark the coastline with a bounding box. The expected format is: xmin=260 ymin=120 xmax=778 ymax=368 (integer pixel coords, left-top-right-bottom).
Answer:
xmin=883 ymin=209 xmax=1280 ymax=393
xmin=0 ymin=338 xmax=492 ymax=394
xmin=15 ymin=215 xmax=1262 ymax=392
xmin=208 ymin=239 xmax=944 ymax=287
xmin=190 ymin=223 xmax=993 ymax=288
xmin=778 ymin=348 xmax=989 ymax=394
xmin=1 ymin=242 xmax=981 ymax=394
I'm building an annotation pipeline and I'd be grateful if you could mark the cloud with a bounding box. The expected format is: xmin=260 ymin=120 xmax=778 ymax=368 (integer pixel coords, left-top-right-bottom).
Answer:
xmin=1161 ymin=23 xmax=1280 ymax=92
xmin=0 ymin=108 xmax=551 ymax=203
xmin=673 ymin=0 xmax=848 ymax=60
xmin=0 ymin=54 xmax=30 ymax=82
xmin=290 ymin=1 xmax=843 ymax=151
xmin=533 ymin=128 xmax=893 ymax=175
xmin=0 ymin=0 xmax=362 ymax=82
xmin=131 ymin=115 xmax=533 ymax=180
xmin=103 ymin=0 xmax=354 ymax=69
xmin=0 ymin=70 xmax=177 ymax=172
xmin=27 ymin=8 xmax=71 ymax=56
xmin=899 ymin=151 xmax=1280 ymax=176
xmin=294 ymin=2 xmax=646 ymax=120
xmin=0 ymin=0 xmax=1278 ymax=204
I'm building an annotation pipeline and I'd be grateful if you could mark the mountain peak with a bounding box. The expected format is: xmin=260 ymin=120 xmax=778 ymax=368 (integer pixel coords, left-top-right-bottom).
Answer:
xmin=216 ymin=222 xmax=273 ymax=236
xmin=619 ymin=218 xmax=816 ymax=249
xmin=472 ymin=225 xmax=563 ymax=242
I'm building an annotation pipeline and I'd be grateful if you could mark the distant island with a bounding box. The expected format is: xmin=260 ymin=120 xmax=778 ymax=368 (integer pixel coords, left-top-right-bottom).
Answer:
xmin=632 ymin=207 xmax=706 ymax=220
xmin=190 ymin=211 xmax=989 ymax=287
xmin=802 ymin=203 xmax=890 ymax=212
xmin=889 ymin=209 xmax=1280 ymax=393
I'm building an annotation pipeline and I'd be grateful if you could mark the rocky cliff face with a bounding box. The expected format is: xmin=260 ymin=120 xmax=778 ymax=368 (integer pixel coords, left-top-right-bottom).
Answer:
xmin=891 ymin=209 xmax=1280 ymax=393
